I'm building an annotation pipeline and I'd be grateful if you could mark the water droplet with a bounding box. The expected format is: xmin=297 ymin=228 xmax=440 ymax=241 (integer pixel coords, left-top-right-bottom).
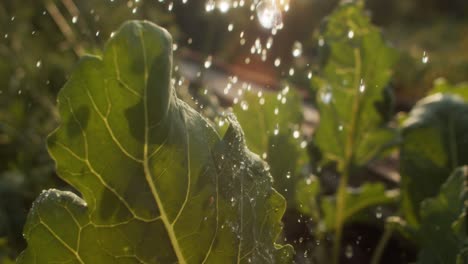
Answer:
xmin=218 ymin=0 xmax=231 ymax=13
xmin=256 ymin=0 xmax=282 ymax=29
xmin=240 ymin=101 xmax=249 ymax=110
xmin=228 ymin=23 xmax=234 ymax=31
xmin=345 ymin=245 xmax=354 ymax=259
xmin=72 ymin=16 xmax=78 ymax=24
xmin=318 ymin=37 xmax=325 ymax=47
xmin=266 ymin=37 xmax=273 ymax=49
xmin=307 ymin=71 xmax=313 ymax=79
xmin=274 ymin=58 xmax=281 ymax=67
xmin=289 ymin=68 xmax=295 ymax=76
xmin=359 ymin=79 xmax=366 ymax=93
xmin=293 ymin=130 xmax=300 ymax=139
xmin=205 ymin=0 xmax=216 ymax=12
xmin=36 ymin=60 xmax=42 ymax=68
xmin=292 ymin=41 xmax=303 ymax=57
xmin=347 ymin=30 xmax=354 ymax=39
xmin=204 ymin=56 xmax=213 ymax=69
xmin=320 ymin=89 xmax=332 ymax=104
xmin=300 ymin=141 xmax=307 ymax=149
xmin=375 ymin=206 xmax=383 ymax=219
xmin=274 ymin=107 xmax=279 ymax=115
xmin=422 ymin=51 xmax=429 ymax=64
xmin=273 ymin=124 xmax=279 ymax=135
xmin=286 ymin=171 xmax=291 ymax=179
xmin=338 ymin=125 xmax=343 ymax=131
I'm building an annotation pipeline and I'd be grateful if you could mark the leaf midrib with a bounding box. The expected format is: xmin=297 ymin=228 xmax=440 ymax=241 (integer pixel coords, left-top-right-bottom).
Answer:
xmin=136 ymin=27 xmax=187 ymax=264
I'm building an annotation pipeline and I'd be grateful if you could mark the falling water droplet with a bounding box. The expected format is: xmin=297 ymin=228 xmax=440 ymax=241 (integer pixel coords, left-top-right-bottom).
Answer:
xmin=375 ymin=206 xmax=383 ymax=219
xmin=293 ymin=130 xmax=300 ymax=139
xmin=72 ymin=16 xmax=78 ymax=24
xmin=320 ymin=89 xmax=332 ymax=104
xmin=359 ymin=79 xmax=366 ymax=93
xmin=218 ymin=0 xmax=231 ymax=13
xmin=318 ymin=37 xmax=325 ymax=47
xmin=240 ymin=101 xmax=249 ymax=110
xmin=274 ymin=58 xmax=281 ymax=67
xmin=347 ymin=30 xmax=354 ymax=39
xmin=256 ymin=0 xmax=282 ymax=29
xmin=307 ymin=71 xmax=313 ymax=79
xmin=204 ymin=56 xmax=213 ymax=69
xmin=422 ymin=51 xmax=429 ymax=64
xmin=205 ymin=0 xmax=216 ymax=12
xmin=345 ymin=245 xmax=354 ymax=259
xmin=292 ymin=41 xmax=303 ymax=57
xmin=36 ymin=60 xmax=42 ymax=68
xmin=228 ymin=23 xmax=234 ymax=31
xmin=273 ymin=124 xmax=279 ymax=135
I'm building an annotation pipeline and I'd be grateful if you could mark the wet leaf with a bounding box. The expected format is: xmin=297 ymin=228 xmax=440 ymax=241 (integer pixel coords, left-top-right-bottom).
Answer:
xmin=18 ymin=21 xmax=293 ymax=264
xmin=233 ymin=89 xmax=308 ymax=206
xmin=417 ymin=167 xmax=467 ymax=264
xmin=311 ymin=3 xmax=398 ymax=168
xmin=400 ymin=94 xmax=468 ymax=227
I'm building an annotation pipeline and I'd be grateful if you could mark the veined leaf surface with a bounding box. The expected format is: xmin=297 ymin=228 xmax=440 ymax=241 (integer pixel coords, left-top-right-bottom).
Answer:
xmin=417 ymin=167 xmax=467 ymax=264
xmin=18 ymin=21 xmax=293 ymax=264
xmin=311 ymin=3 xmax=398 ymax=168
xmin=400 ymin=94 xmax=468 ymax=227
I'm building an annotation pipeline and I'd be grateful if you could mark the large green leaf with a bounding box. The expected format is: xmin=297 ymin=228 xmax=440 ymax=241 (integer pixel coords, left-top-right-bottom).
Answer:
xmin=311 ymin=3 xmax=398 ymax=169
xmin=233 ymin=88 xmax=308 ymax=205
xmin=18 ymin=21 xmax=293 ymax=264
xmin=400 ymin=94 xmax=468 ymax=227
xmin=417 ymin=167 xmax=467 ymax=264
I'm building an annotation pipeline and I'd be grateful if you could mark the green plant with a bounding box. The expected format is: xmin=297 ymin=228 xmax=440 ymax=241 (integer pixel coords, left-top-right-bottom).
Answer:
xmin=306 ymin=3 xmax=399 ymax=262
xmin=17 ymin=21 xmax=293 ymax=263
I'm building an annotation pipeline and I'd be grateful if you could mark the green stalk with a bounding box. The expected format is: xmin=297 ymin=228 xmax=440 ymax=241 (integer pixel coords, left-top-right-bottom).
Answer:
xmin=332 ymin=48 xmax=362 ymax=264
xmin=370 ymin=225 xmax=394 ymax=264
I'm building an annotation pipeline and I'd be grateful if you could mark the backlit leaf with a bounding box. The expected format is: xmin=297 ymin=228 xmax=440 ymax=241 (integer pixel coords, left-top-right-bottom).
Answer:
xmin=17 ymin=21 xmax=293 ymax=264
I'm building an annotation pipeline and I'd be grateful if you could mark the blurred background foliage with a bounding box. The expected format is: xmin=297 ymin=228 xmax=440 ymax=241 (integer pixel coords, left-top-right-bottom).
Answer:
xmin=1 ymin=0 xmax=467 ymax=262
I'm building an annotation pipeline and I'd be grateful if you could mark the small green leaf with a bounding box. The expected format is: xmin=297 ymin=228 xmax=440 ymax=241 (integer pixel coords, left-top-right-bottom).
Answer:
xmin=233 ymin=88 xmax=308 ymax=206
xmin=400 ymin=94 xmax=468 ymax=227
xmin=311 ymin=3 xmax=398 ymax=169
xmin=417 ymin=167 xmax=467 ymax=264
xmin=320 ymin=183 xmax=399 ymax=230
xmin=18 ymin=21 xmax=293 ymax=264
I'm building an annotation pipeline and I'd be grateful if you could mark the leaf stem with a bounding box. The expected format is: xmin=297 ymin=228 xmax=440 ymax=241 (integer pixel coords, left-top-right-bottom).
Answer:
xmin=370 ymin=225 xmax=394 ymax=264
xmin=332 ymin=48 xmax=362 ymax=264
